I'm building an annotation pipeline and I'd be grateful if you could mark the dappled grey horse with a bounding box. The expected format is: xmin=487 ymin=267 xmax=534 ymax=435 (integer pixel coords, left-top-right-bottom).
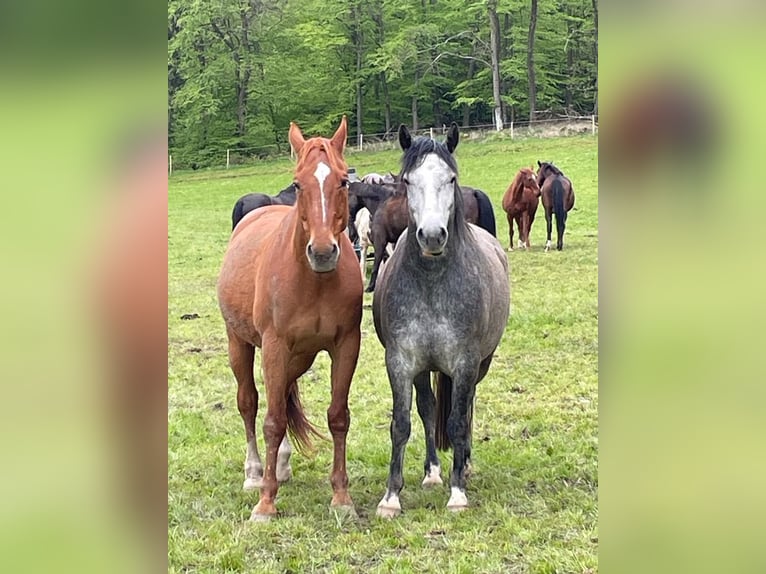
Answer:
xmin=372 ymin=123 xmax=510 ymax=517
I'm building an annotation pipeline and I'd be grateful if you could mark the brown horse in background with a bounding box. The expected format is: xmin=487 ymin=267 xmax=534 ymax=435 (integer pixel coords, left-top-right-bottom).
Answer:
xmin=217 ymin=117 xmax=363 ymax=522
xmin=536 ymin=161 xmax=575 ymax=251
xmin=501 ymin=167 xmax=541 ymax=250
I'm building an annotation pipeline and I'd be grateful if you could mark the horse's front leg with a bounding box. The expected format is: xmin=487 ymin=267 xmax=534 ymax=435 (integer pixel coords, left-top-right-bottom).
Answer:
xmin=506 ymin=212 xmax=514 ymax=251
xmin=365 ymin=231 xmax=386 ymax=292
xmin=521 ymin=211 xmax=530 ymax=249
xmin=446 ymin=361 xmax=480 ymax=512
xmin=250 ymin=333 xmax=290 ymax=522
xmin=327 ymin=329 xmax=361 ymax=511
xmin=377 ymin=349 xmax=415 ymax=518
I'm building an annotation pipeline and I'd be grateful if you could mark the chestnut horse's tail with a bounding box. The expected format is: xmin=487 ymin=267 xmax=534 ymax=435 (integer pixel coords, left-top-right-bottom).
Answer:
xmin=286 ymin=383 xmax=324 ymax=455
xmin=473 ymin=189 xmax=497 ymax=237
xmin=433 ymin=372 xmax=474 ymax=451
xmin=551 ymin=178 xmax=567 ymax=238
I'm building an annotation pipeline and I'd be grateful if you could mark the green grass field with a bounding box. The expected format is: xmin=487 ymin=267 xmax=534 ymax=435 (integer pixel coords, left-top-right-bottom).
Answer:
xmin=168 ymin=134 xmax=598 ymax=574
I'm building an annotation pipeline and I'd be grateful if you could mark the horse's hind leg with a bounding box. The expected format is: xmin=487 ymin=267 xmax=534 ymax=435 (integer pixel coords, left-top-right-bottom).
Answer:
xmin=227 ymin=331 xmax=262 ymax=491
xmin=521 ymin=212 xmax=530 ymax=249
xmin=327 ymin=329 xmax=361 ymax=511
xmin=506 ymin=212 xmax=514 ymax=251
xmin=366 ymin=232 xmax=386 ymax=292
xmin=544 ymin=205 xmax=553 ymax=252
xmin=414 ymin=372 xmax=442 ymax=487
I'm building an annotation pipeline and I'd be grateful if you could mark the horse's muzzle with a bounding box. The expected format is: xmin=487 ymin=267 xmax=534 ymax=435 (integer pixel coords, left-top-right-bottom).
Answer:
xmin=306 ymin=241 xmax=340 ymax=272
xmin=416 ymin=226 xmax=448 ymax=256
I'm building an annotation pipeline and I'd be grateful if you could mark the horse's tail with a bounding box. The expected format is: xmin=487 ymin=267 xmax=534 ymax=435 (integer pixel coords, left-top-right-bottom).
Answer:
xmin=473 ymin=190 xmax=497 ymax=237
xmin=434 ymin=372 xmax=452 ymax=450
xmin=552 ymin=178 xmax=567 ymax=237
xmin=286 ymin=383 xmax=324 ymax=455
xmin=433 ymin=372 xmax=474 ymax=452
xmin=231 ymin=197 xmax=246 ymax=231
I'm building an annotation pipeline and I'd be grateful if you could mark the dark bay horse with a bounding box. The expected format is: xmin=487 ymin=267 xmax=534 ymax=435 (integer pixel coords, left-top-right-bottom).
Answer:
xmin=347 ymin=181 xmax=399 ymax=244
xmin=231 ymin=183 xmax=297 ymax=230
xmin=536 ymin=161 xmax=575 ymax=251
xmin=372 ymin=123 xmax=510 ymax=517
xmin=217 ymin=117 xmax=363 ymax=522
xmin=365 ymin=185 xmax=496 ymax=292
xmin=501 ymin=167 xmax=541 ymax=250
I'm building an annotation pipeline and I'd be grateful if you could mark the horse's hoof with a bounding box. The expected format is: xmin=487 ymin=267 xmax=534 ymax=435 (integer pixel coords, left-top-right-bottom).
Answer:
xmin=422 ymin=464 xmax=443 ymax=487
xmin=249 ymin=511 xmax=275 ymax=523
xmin=376 ymin=494 xmax=401 ymax=519
xmin=243 ymin=477 xmax=263 ymax=491
xmin=330 ymin=504 xmax=358 ymax=519
xmin=507 ymin=246 xmax=513 ymax=252
xmin=446 ymin=487 xmax=469 ymax=512
xmin=249 ymin=501 xmax=277 ymax=522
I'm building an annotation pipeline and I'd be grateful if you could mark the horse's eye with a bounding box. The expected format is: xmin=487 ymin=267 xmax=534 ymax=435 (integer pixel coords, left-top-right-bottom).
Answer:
xmin=450 ymin=176 xmax=456 ymax=184
xmin=293 ymin=182 xmax=301 ymax=191
xmin=402 ymin=178 xmax=409 ymax=185
xmin=340 ymin=179 xmax=348 ymax=188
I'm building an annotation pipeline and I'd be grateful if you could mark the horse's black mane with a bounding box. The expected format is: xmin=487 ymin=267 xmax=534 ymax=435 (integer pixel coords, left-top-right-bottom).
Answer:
xmin=541 ymin=162 xmax=563 ymax=176
xmin=401 ymin=136 xmax=458 ymax=176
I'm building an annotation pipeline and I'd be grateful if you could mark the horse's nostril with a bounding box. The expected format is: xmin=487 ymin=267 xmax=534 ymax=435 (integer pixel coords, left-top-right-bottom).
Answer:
xmin=331 ymin=243 xmax=339 ymax=255
xmin=416 ymin=228 xmax=425 ymax=242
xmin=438 ymin=227 xmax=447 ymax=242
xmin=307 ymin=243 xmax=314 ymax=256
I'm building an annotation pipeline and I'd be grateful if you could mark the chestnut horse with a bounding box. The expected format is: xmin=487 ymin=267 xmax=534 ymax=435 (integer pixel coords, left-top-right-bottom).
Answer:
xmin=217 ymin=117 xmax=363 ymax=522
xmin=536 ymin=161 xmax=575 ymax=251
xmin=501 ymin=167 xmax=541 ymax=250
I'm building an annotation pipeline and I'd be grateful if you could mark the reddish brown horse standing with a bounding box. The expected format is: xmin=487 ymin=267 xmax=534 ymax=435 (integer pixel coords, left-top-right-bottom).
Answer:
xmin=501 ymin=167 xmax=541 ymax=250
xmin=217 ymin=117 xmax=363 ymax=522
xmin=537 ymin=161 xmax=575 ymax=251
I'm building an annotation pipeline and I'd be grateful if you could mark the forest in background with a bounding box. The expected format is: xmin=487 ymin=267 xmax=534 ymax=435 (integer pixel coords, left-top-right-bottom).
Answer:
xmin=168 ymin=0 xmax=598 ymax=166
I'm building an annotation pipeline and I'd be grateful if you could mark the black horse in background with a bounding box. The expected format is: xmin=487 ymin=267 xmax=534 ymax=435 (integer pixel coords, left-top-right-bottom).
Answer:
xmin=231 ymin=183 xmax=297 ymax=230
xmin=347 ymin=180 xmax=402 ymax=243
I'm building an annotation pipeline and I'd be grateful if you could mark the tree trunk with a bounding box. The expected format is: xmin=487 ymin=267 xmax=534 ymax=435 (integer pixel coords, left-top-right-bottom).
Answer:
xmin=565 ymin=9 xmax=574 ymax=112
xmin=412 ymin=94 xmax=419 ymax=131
xmin=463 ymin=46 xmax=476 ymax=127
xmin=527 ymin=0 xmax=538 ymax=121
xmin=592 ymin=0 xmax=598 ymax=115
xmin=381 ymin=73 xmax=391 ymax=133
xmin=353 ymin=3 xmax=363 ymax=141
xmin=488 ymin=0 xmax=503 ymax=131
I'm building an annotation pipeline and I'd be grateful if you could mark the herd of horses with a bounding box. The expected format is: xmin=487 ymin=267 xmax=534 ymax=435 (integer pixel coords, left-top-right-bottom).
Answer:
xmin=217 ymin=117 xmax=574 ymax=521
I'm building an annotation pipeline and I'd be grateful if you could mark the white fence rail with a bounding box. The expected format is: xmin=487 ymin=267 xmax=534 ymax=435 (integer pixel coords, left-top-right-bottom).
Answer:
xmin=169 ymin=115 xmax=597 ymax=175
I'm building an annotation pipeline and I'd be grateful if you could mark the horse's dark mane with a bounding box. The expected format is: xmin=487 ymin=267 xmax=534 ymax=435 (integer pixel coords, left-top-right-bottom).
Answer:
xmin=542 ymin=162 xmax=563 ymax=176
xmin=401 ymin=137 xmax=458 ymax=176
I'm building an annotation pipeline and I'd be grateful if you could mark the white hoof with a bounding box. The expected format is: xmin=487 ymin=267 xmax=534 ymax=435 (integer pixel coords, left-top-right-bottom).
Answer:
xmin=248 ymin=511 xmax=274 ymax=523
xmin=376 ymin=493 xmax=401 ymax=519
xmin=422 ymin=464 xmax=443 ymax=487
xmin=446 ymin=487 xmax=469 ymax=512
xmin=243 ymin=477 xmax=263 ymax=491
xmin=545 ymin=240 xmax=551 ymax=252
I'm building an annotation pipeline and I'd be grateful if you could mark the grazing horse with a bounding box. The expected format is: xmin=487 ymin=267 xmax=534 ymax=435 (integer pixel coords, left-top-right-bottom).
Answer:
xmin=365 ymin=184 xmax=496 ymax=292
xmin=231 ymin=183 xmax=297 ymax=230
xmin=217 ymin=117 xmax=363 ymax=522
xmin=536 ymin=161 xmax=575 ymax=251
xmin=501 ymin=167 xmax=541 ymax=250
xmin=372 ymin=123 xmax=510 ymax=517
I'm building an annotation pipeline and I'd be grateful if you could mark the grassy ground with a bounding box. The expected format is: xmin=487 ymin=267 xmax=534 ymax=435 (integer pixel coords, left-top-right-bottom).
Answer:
xmin=168 ymin=134 xmax=598 ymax=573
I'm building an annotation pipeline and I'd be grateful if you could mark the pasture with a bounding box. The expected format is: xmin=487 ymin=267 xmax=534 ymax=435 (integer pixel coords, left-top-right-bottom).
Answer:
xmin=168 ymin=134 xmax=598 ymax=573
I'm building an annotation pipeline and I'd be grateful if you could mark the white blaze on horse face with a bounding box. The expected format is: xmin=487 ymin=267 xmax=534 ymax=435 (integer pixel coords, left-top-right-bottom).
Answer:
xmin=314 ymin=161 xmax=331 ymax=224
xmin=406 ymin=154 xmax=455 ymax=235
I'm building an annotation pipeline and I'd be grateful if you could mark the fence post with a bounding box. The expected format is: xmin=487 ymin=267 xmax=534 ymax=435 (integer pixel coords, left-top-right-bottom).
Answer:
xmin=430 ymin=127 xmax=434 ymax=140
xmin=169 ymin=154 xmax=172 ymax=177
xmin=226 ymin=149 xmax=230 ymax=169
xmin=358 ymin=133 xmax=363 ymax=151
xmin=591 ymin=114 xmax=596 ymax=135
xmin=510 ymin=122 xmax=514 ymax=139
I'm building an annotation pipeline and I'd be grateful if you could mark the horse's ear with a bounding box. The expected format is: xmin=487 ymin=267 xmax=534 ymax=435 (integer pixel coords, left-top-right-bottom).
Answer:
xmin=398 ymin=124 xmax=412 ymax=150
xmin=446 ymin=122 xmax=459 ymax=153
xmin=537 ymin=160 xmax=542 ymax=168
xmin=330 ymin=115 xmax=348 ymax=153
xmin=289 ymin=122 xmax=306 ymax=154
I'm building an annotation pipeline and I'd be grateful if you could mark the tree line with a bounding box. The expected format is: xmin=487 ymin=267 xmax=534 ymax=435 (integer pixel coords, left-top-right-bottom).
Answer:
xmin=168 ymin=0 xmax=598 ymax=167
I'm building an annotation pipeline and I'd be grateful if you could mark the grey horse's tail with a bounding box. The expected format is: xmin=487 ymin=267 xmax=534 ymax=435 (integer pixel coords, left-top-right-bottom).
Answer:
xmin=286 ymin=383 xmax=324 ymax=455
xmin=434 ymin=372 xmax=474 ymax=451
